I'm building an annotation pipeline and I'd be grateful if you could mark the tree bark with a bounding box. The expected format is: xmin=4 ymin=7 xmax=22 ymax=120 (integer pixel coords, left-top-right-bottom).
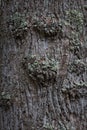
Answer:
xmin=0 ymin=0 xmax=87 ymax=130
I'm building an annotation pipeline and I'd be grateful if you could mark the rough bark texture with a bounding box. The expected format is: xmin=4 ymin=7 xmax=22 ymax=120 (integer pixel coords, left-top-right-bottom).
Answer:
xmin=0 ymin=0 xmax=87 ymax=130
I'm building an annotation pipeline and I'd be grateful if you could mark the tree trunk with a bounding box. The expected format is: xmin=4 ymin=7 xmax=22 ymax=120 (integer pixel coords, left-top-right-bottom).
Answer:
xmin=0 ymin=0 xmax=87 ymax=130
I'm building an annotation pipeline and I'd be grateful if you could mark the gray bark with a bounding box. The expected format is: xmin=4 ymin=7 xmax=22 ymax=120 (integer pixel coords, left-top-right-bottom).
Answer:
xmin=0 ymin=0 xmax=87 ymax=130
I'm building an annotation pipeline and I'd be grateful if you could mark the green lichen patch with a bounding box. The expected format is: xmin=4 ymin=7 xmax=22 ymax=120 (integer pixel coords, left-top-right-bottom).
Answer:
xmin=69 ymin=33 xmax=81 ymax=49
xmin=61 ymin=82 xmax=87 ymax=98
xmin=61 ymin=82 xmax=87 ymax=101
xmin=43 ymin=124 xmax=54 ymax=130
xmin=68 ymin=60 xmax=86 ymax=75
xmin=10 ymin=12 xmax=29 ymax=38
xmin=23 ymin=55 xmax=58 ymax=85
xmin=32 ymin=12 xmax=63 ymax=38
xmin=68 ymin=31 xmax=83 ymax=58
xmin=66 ymin=10 xmax=84 ymax=33
xmin=62 ymin=82 xmax=87 ymax=92
xmin=63 ymin=10 xmax=84 ymax=57
xmin=73 ymin=82 xmax=87 ymax=88
xmin=69 ymin=31 xmax=81 ymax=46
xmin=0 ymin=92 xmax=12 ymax=110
